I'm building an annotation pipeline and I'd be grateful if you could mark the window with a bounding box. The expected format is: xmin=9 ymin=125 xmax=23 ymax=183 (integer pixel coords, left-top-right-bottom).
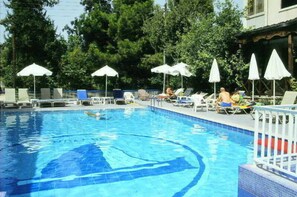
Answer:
xmin=248 ymin=0 xmax=264 ymax=16
xmin=256 ymin=0 xmax=264 ymax=13
xmin=281 ymin=0 xmax=297 ymax=9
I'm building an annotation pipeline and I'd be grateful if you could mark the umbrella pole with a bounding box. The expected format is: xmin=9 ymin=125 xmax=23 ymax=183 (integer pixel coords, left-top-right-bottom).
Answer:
xmin=214 ymin=83 xmax=216 ymax=99
xmin=252 ymin=80 xmax=254 ymax=101
xmin=163 ymin=73 xmax=166 ymax=93
xmin=33 ymin=75 xmax=36 ymax=99
xmin=105 ymin=75 xmax=107 ymax=97
xmin=273 ymin=80 xmax=275 ymax=105
xmin=181 ymin=75 xmax=183 ymax=88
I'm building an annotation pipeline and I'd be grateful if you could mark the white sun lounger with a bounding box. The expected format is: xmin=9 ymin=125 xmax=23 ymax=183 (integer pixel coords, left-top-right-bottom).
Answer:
xmin=17 ymin=88 xmax=33 ymax=108
xmin=3 ymin=88 xmax=18 ymax=108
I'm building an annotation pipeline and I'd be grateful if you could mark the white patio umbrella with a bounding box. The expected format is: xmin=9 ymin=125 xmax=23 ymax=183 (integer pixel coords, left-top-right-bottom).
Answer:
xmin=208 ymin=58 xmax=220 ymax=99
xmin=91 ymin=65 xmax=118 ymax=97
xmin=248 ymin=53 xmax=260 ymax=101
xmin=151 ymin=64 xmax=177 ymax=93
xmin=172 ymin=62 xmax=194 ymax=88
xmin=17 ymin=63 xmax=52 ymax=99
xmin=264 ymin=49 xmax=291 ymax=105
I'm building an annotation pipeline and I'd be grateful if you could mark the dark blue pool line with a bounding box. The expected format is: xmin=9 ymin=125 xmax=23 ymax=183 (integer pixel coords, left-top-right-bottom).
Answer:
xmin=4 ymin=133 xmax=205 ymax=196
xmin=123 ymin=133 xmax=206 ymax=197
xmin=149 ymin=106 xmax=254 ymax=136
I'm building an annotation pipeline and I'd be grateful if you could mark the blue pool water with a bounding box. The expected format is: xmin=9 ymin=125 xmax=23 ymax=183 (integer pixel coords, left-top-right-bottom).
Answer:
xmin=0 ymin=108 xmax=254 ymax=197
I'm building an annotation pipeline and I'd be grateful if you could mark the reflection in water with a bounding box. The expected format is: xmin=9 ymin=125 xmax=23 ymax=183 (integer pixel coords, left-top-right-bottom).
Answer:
xmin=207 ymin=138 xmax=218 ymax=161
xmin=94 ymin=132 xmax=118 ymax=150
xmin=191 ymin=124 xmax=206 ymax=134
xmin=5 ymin=115 xmax=17 ymax=127
xmin=124 ymin=108 xmax=134 ymax=117
xmin=19 ymin=135 xmax=52 ymax=153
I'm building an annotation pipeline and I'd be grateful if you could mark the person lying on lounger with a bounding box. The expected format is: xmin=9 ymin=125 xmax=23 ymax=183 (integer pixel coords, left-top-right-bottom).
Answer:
xmin=157 ymin=86 xmax=178 ymax=101
xmin=166 ymin=87 xmax=176 ymax=98
xmin=216 ymin=87 xmax=232 ymax=112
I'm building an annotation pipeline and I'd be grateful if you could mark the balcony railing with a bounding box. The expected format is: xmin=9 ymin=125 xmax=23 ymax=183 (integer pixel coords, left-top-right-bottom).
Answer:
xmin=253 ymin=105 xmax=297 ymax=181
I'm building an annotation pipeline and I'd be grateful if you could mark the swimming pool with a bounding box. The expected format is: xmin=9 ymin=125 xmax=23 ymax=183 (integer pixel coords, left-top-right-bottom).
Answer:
xmin=0 ymin=108 xmax=254 ymax=197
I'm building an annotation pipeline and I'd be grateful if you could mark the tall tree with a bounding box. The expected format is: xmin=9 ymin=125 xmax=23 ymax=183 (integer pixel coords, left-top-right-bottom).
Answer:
xmin=143 ymin=0 xmax=214 ymax=88
xmin=112 ymin=0 xmax=155 ymax=87
xmin=177 ymin=0 xmax=246 ymax=92
xmin=61 ymin=0 xmax=155 ymax=89
xmin=0 ymin=0 xmax=66 ymax=88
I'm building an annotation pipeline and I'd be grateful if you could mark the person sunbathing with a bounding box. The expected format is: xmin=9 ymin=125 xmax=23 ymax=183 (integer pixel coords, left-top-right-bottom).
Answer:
xmin=166 ymin=87 xmax=176 ymax=98
xmin=216 ymin=87 xmax=232 ymax=112
xmin=231 ymin=89 xmax=240 ymax=105
xmin=158 ymin=87 xmax=177 ymax=101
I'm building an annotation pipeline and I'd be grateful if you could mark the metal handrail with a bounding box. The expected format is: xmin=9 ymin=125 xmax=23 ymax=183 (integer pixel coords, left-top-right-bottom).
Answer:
xmin=254 ymin=105 xmax=297 ymax=181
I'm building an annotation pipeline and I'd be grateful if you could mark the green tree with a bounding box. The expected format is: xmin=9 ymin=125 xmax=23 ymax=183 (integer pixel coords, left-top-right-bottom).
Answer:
xmin=164 ymin=0 xmax=214 ymax=63
xmin=112 ymin=0 xmax=155 ymax=88
xmin=61 ymin=0 xmax=155 ymax=89
xmin=0 ymin=0 xmax=66 ymax=89
xmin=177 ymin=0 xmax=246 ymax=92
xmin=143 ymin=0 xmax=214 ymax=88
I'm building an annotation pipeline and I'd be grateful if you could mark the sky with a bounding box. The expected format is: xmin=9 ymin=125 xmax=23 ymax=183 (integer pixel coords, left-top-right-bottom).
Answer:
xmin=0 ymin=0 xmax=243 ymax=44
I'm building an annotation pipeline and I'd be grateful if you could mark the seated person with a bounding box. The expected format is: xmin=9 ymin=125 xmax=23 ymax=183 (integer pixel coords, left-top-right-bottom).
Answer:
xmin=231 ymin=89 xmax=240 ymax=105
xmin=166 ymin=87 xmax=175 ymax=98
xmin=216 ymin=87 xmax=232 ymax=112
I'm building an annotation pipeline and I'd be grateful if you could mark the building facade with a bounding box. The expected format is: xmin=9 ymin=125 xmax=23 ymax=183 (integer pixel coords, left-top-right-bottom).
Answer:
xmin=238 ymin=0 xmax=297 ymax=95
xmin=245 ymin=0 xmax=297 ymax=28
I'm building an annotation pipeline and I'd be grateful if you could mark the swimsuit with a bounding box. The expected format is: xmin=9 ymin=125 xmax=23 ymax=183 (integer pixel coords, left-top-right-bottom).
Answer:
xmin=221 ymin=102 xmax=232 ymax=107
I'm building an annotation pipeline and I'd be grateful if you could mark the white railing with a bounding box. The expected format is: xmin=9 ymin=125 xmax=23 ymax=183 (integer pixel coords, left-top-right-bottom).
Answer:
xmin=254 ymin=105 xmax=297 ymax=180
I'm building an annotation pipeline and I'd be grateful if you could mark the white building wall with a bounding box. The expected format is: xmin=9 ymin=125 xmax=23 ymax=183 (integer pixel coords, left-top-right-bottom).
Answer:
xmin=244 ymin=0 xmax=297 ymax=28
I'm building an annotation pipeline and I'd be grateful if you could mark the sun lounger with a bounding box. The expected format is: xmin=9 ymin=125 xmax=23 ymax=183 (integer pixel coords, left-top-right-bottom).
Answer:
xmin=217 ymin=102 xmax=235 ymax=114
xmin=173 ymin=96 xmax=193 ymax=107
xmin=113 ymin=89 xmax=125 ymax=105
xmin=38 ymin=88 xmax=66 ymax=107
xmin=17 ymin=88 xmax=32 ymax=108
xmin=3 ymin=88 xmax=18 ymax=108
xmin=52 ymin=88 xmax=66 ymax=107
xmin=174 ymin=88 xmax=184 ymax=96
xmin=251 ymin=91 xmax=297 ymax=120
xmin=77 ymin=89 xmax=92 ymax=105
xmin=38 ymin=88 xmax=53 ymax=107
xmin=53 ymin=88 xmax=63 ymax=99
xmin=182 ymin=88 xmax=193 ymax=97
xmin=41 ymin=88 xmax=51 ymax=99
xmin=279 ymin=91 xmax=297 ymax=105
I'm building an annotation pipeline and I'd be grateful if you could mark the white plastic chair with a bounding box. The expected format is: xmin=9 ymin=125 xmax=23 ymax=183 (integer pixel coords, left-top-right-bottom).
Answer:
xmin=124 ymin=92 xmax=135 ymax=103
xmin=191 ymin=94 xmax=208 ymax=112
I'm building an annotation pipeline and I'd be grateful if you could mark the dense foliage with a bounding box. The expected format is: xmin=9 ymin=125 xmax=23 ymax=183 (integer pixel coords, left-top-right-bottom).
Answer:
xmin=177 ymin=0 xmax=247 ymax=92
xmin=0 ymin=0 xmax=246 ymax=93
xmin=0 ymin=0 xmax=66 ymax=89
